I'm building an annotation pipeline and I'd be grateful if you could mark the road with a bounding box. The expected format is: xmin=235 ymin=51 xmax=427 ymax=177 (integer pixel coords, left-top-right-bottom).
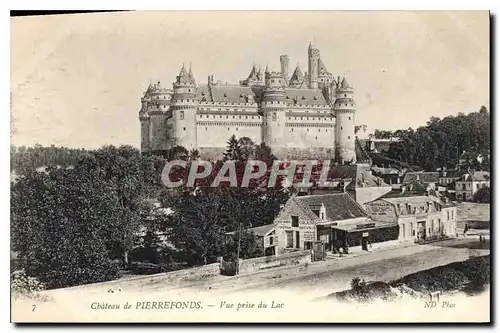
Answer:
xmin=125 ymin=238 xmax=490 ymax=299
xmin=13 ymin=238 xmax=490 ymax=323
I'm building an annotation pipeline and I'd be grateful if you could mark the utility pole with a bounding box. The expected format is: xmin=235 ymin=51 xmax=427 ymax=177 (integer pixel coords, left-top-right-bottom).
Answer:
xmin=236 ymin=222 xmax=242 ymax=275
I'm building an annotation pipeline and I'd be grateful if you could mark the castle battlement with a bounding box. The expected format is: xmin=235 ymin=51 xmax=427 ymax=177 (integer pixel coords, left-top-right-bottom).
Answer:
xmin=139 ymin=43 xmax=357 ymax=162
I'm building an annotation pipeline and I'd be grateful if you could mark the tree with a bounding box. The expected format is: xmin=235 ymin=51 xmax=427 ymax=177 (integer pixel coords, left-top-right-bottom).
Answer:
xmin=223 ymin=135 xmax=244 ymax=161
xmin=237 ymin=137 xmax=256 ymax=160
xmin=473 ymin=187 xmax=490 ymax=203
xmin=385 ymin=107 xmax=490 ymax=171
xmin=11 ymin=166 xmax=122 ymax=289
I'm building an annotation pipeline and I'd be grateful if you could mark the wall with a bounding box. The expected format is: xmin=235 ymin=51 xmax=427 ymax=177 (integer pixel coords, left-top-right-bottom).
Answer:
xmin=364 ymin=200 xmax=397 ymax=223
xmin=238 ymin=250 xmax=311 ymax=275
xmin=274 ymin=199 xmax=317 ymax=254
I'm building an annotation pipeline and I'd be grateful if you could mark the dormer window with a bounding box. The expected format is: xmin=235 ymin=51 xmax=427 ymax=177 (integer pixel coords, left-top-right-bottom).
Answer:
xmin=302 ymin=96 xmax=306 ymax=100
xmin=313 ymin=96 xmax=317 ymax=100
xmin=223 ymin=93 xmax=227 ymax=97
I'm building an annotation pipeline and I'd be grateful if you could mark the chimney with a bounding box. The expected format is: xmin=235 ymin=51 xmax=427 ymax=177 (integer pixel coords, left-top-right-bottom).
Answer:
xmin=208 ymin=75 xmax=213 ymax=86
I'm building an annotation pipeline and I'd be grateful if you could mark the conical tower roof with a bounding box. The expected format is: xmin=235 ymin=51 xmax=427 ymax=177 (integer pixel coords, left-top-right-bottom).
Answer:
xmin=188 ymin=63 xmax=196 ymax=85
xmin=176 ymin=63 xmax=190 ymax=84
xmin=318 ymin=58 xmax=329 ymax=74
xmin=340 ymin=76 xmax=352 ymax=89
xmin=290 ymin=64 xmax=304 ymax=81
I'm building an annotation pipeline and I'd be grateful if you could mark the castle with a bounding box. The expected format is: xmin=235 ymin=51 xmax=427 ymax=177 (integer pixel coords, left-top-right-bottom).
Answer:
xmin=139 ymin=43 xmax=357 ymax=162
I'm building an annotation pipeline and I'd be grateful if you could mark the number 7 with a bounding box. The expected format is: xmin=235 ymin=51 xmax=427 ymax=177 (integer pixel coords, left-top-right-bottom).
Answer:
xmin=32 ymin=304 xmax=36 ymax=312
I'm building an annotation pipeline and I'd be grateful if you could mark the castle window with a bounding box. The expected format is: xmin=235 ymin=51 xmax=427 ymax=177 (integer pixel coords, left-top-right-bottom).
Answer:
xmin=180 ymin=111 xmax=184 ymax=120
xmin=252 ymin=116 xmax=254 ymax=119
xmin=239 ymin=116 xmax=241 ymax=119
xmin=318 ymin=129 xmax=320 ymax=132
xmin=272 ymin=112 xmax=277 ymax=121
xmin=183 ymin=127 xmax=186 ymax=131
xmin=236 ymin=128 xmax=238 ymax=131
xmin=271 ymin=79 xmax=275 ymax=83
xmin=348 ymin=136 xmax=351 ymax=139
xmin=341 ymin=126 xmax=343 ymax=130
xmin=233 ymin=116 xmax=235 ymax=119
xmin=180 ymin=99 xmax=183 ymax=102
xmin=345 ymin=104 xmax=348 ymax=106
xmin=302 ymin=96 xmax=306 ymax=99
xmin=348 ymin=116 xmax=351 ymax=120
xmin=315 ymin=136 xmax=318 ymax=140
xmin=246 ymin=116 xmax=248 ymax=119
xmin=220 ymin=115 xmax=222 ymax=118
xmin=205 ymin=127 xmax=207 ymax=131
xmin=226 ymin=116 xmax=228 ymax=119
xmin=228 ymin=128 xmax=230 ymax=131
xmin=224 ymin=93 xmax=227 ymax=97
xmin=344 ymin=94 xmax=347 ymax=97
xmin=291 ymin=128 xmax=294 ymax=132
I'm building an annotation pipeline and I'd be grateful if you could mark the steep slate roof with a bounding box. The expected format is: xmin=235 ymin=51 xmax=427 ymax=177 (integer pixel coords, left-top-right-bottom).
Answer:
xmin=284 ymin=88 xmax=329 ymax=106
xmin=196 ymin=84 xmax=212 ymax=102
xmin=208 ymin=85 xmax=256 ymax=103
xmin=295 ymin=193 xmax=367 ymax=221
xmin=403 ymin=172 xmax=439 ymax=184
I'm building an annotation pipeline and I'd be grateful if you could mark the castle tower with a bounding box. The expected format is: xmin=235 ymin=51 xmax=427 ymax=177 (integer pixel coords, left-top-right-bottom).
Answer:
xmin=280 ymin=54 xmax=290 ymax=86
xmin=171 ymin=64 xmax=197 ymax=150
xmin=139 ymin=81 xmax=173 ymax=153
xmin=334 ymin=76 xmax=357 ymax=163
xmin=308 ymin=42 xmax=320 ymax=89
xmin=262 ymin=67 xmax=287 ymax=150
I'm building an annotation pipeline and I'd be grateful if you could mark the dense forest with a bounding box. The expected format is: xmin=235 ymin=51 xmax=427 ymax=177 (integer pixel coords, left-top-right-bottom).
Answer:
xmin=379 ymin=106 xmax=490 ymax=171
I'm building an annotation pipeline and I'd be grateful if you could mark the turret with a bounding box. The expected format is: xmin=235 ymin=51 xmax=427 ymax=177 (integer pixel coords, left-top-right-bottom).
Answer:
xmin=280 ymin=54 xmax=290 ymax=86
xmin=262 ymin=68 xmax=287 ymax=149
xmin=171 ymin=64 xmax=198 ymax=150
xmin=308 ymin=42 xmax=320 ymax=89
xmin=333 ymin=76 xmax=357 ymax=163
xmin=139 ymin=80 xmax=172 ymax=153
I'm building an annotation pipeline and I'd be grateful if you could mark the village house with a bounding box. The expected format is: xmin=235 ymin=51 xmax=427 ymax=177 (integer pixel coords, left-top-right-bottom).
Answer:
xmin=454 ymin=170 xmax=490 ymax=202
xmin=402 ymin=171 xmax=440 ymax=191
xmin=364 ymin=195 xmax=457 ymax=243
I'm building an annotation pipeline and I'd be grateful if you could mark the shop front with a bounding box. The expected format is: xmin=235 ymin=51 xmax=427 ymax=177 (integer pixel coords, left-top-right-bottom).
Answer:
xmin=332 ymin=220 xmax=399 ymax=252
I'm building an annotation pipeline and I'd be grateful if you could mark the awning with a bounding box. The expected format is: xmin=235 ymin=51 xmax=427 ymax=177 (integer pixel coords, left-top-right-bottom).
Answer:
xmin=333 ymin=221 xmax=398 ymax=233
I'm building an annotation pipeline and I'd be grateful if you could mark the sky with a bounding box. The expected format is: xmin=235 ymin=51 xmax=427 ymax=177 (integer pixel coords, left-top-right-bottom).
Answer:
xmin=10 ymin=11 xmax=490 ymax=149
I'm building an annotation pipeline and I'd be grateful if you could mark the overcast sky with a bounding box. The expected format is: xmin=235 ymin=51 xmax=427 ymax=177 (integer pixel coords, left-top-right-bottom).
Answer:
xmin=11 ymin=11 xmax=489 ymax=149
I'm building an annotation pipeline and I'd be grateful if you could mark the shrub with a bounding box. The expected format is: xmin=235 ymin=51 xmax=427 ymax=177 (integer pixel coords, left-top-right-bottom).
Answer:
xmin=11 ymin=270 xmax=46 ymax=301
